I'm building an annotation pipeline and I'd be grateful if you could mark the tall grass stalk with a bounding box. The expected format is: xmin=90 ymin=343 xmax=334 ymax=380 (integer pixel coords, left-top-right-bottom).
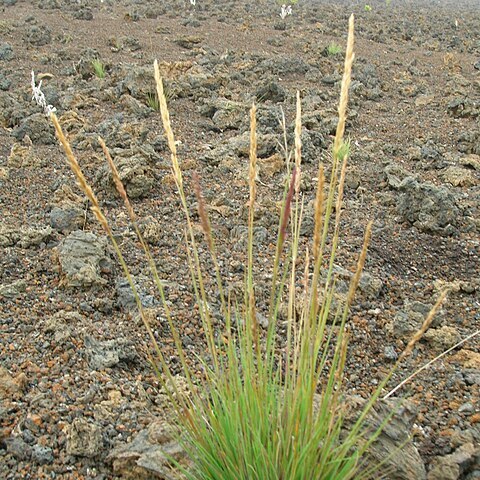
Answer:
xmin=49 ymin=13 xmax=453 ymax=480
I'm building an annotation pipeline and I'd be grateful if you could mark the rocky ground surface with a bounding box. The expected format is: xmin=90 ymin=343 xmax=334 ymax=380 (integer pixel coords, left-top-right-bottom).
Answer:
xmin=0 ymin=0 xmax=479 ymax=478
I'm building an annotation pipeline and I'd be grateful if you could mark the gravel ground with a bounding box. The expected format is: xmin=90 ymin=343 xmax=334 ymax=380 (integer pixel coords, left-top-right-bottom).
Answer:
xmin=0 ymin=0 xmax=479 ymax=478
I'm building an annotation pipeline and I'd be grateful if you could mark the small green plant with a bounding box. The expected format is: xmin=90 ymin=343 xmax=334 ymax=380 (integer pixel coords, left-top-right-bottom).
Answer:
xmin=364 ymin=4 xmax=372 ymax=11
xmin=91 ymin=58 xmax=106 ymax=79
xmin=326 ymin=41 xmax=342 ymax=56
xmin=145 ymin=91 xmax=161 ymax=111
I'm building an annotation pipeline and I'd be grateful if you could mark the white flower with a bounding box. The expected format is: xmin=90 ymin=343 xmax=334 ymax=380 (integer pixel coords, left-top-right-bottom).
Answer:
xmin=280 ymin=4 xmax=293 ymax=20
xmin=31 ymin=71 xmax=56 ymax=116
xmin=190 ymin=0 xmax=196 ymax=5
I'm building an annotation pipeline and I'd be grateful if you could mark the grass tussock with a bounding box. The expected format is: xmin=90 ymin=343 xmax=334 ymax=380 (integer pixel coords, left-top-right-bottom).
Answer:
xmin=48 ymin=14 xmax=460 ymax=480
xmin=91 ymin=58 xmax=106 ymax=79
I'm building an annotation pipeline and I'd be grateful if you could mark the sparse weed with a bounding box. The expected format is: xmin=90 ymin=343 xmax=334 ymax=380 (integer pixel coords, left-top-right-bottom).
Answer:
xmin=326 ymin=41 xmax=342 ymax=56
xmin=145 ymin=91 xmax=161 ymax=111
xmin=91 ymin=58 xmax=106 ymax=79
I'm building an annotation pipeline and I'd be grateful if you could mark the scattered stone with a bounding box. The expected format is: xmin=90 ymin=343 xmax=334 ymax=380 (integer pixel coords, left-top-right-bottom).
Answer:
xmin=174 ymin=35 xmax=203 ymax=49
xmin=31 ymin=445 xmax=54 ymax=465
xmin=0 ymin=71 xmax=11 ymax=90
xmin=107 ymin=419 xmax=188 ymax=479
xmin=463 ymin=370 xmax=480 ymax=387
xmin=44 ymin=310 xmax=83 ymax=343
xmin=332 ymin=265 xmax=384 ymax=300
xmin=397 ymin=177 xmax=460 ymax=235
xmin=115 ymin=276 xmax=157 ymax=311
xmin=387 ymin=300 xmax=441 ymax=338
xmin=460 ymin=154 xmax=480 ymax=171
xmin=441 ymin=166 xmax=478 ymax=187
xmin=0 ymin=224 xmax=52 ymax=248
xmin=84 ymin=335 xmax=137 ymax=370
xmin=138 ymin=217 xmax=163 ymax=245
xmin=56 ymin=230 xmax=111 ymax=288
xmin=66 ymin=418 xmax=103 ymax=457
xmin=212 ymin=104 xmax=245 ymax=131
xmin=424 ymin=326 xmax=462 ymax=351
xmin=72 ymin=8 xmax=93 ymax=20
xmin=258 ymin=56 xmax=310 ymax=75
xmin=4 ymin=436 xmax=33 ymax=461
xmin=384 ymin=162 xmax=413 ymax=189
xmin=458 ymin=402 xmax=475 ymax=414
xmin=7 ymin=142 xmax=38 ymax=167
xmin=0 ymin=367 xmax=27 ymax=400
xmin=384 ymin=345 xmax=398 ymax=361
xmin=0 ymin=279 xmax=27 ymax=299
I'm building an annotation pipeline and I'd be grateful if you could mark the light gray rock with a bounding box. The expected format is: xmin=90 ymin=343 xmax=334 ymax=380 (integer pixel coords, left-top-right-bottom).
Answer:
xmin=56 ymin=230 xmax=111 ymax=287
xmin=0 ymin=224 xmax=52 ymax=248
xmin=0 ymin=279 xmax=27 ymax=300
xmin=397 ymin=177 xmax=461 ymax=235
xmin=424 ymin=326 xmax=462 ymax=351
xmin=441 ymin=166 xmax=478 ymax=187
xmin=427 ymin=443 xmax=478 ymax=480
xmin=66 ymin=418 xmax=103 ymax=457
xmin=96 ymin=153 xmax=154 ymax=199
xmin=107 ymin=419 xmax=187 ymax=479
xmin=31 ymin=444 xmax=54 ymax=465
xmin=84 ymin=335 xmax=137 ymax=370
xmin=342 ymin=396 xmax=427 ymax=480
xmin=384 ymin=163 xmax=412 ymax=189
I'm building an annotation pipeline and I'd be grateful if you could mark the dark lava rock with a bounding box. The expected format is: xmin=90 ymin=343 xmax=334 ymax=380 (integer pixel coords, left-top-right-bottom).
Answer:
xmin=115 ymin=277 xmax=157 ymax=311
xmin=50 ymin=205 xmax=85 ymax=233
xmin=12 ymin=113 xmax=55 ymax=145
xmin=258 ymin=56 xmax=310 ymax=76
xmin=255 ymin=81 xmax=287 ymax=103
xmin=23 ymin=25 xmax=52 ymax=46
xmin=0 ymin=43 xmax=14 ymax=61
xmin=0 ymin=72 xmax=12 ymax=91
xmin=397 ymin=177 xmax=461 ymax=235
xmin=72 ymin=8 xmax=93 ymax=20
